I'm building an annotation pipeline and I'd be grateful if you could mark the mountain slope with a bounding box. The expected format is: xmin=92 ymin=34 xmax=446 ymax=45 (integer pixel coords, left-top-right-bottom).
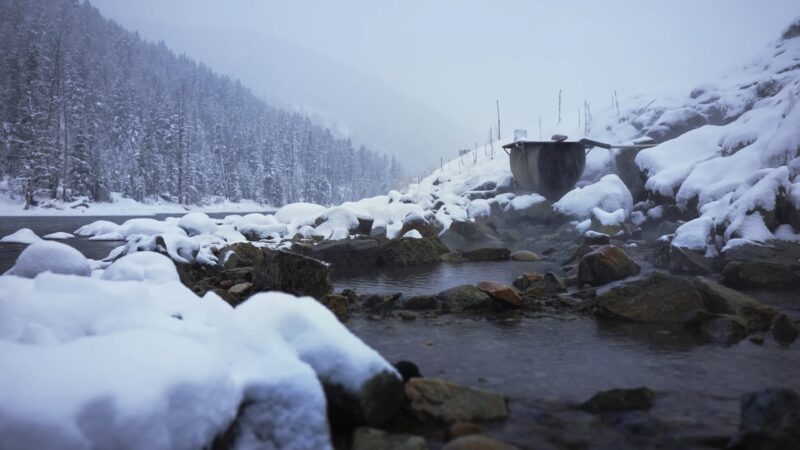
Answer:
xmin=0 ymin=0 xmax=402 ymax=209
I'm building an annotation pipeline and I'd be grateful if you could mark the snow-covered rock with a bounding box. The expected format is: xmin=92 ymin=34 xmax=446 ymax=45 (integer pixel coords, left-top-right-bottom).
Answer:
xmin=0 ymin=273 xmax=399 ymax=450
xmin=554 ymin=175 xmax=633 ymax=220
xmin=102 ymin=251 xmax=180 ymax=283
xmin=275 ymin=203 xmax=326 ymax=224
xmin=43 ymin=232 xmax=74 ymax=240
xmin=177 ymin=212 xmax=218 ymax=236
xmin=0 ymin=228 xmax=42 ymax=244
xmin=6 ymin=241 xmax=91 ymax=278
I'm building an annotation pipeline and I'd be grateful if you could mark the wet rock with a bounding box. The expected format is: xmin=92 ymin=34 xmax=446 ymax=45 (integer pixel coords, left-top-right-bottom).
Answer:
xmin=722 ymin=241 xmax=800 ymax=289
xmin=442 ymin=435 xmax=518 ymax=450
xmin=477 ymin=282 xmax=523 ymax=308
xmin=462 ymin=248 xmax=511 ymax=262
xmin=583 ymin=231 xmax=610 ymax=246
xmin=228 ymin=282 xmax=253 ymax=297
xmin=397 ymin=295 xmax=442 ymax=311
xmin=510 ymin=250 xmax=539 ymax=261
xmin=579 ymin=387 xmax=655 ymax=413
xmin=378 ymin=237 xmax=448 ymax=267
xmin=772 ymin=314 xmax=799 ymax=343
xmin=446 ymin=422 xmax=481 ymax=441
xmin=370 ymin=221 xmax=387 ymax=238
xmin=219 ymin=242 xmax=264 ymax=270
xmin=669 ymin=245 xmax=718 ymax=275
xmin=514 ymin=272 xmax=567 ymax=296
xmin=701 ymin=315 xmax=749 ymax=345
xmin=442 ymin=220 xmax=499 ymax=243
xmin=577 ymin=245 xmax=641 ymax=287
xmin=593 ymin=273 xmax=705 ymax=322
xmin=397 ymin=311 xmax=418 ymax=321
xmin=393 ymin=360 xmax=422 ymax=382
xmin=355 ymin=217 xmax=374 ymax=235
xmin=325 ymin=370 xmax=406 ymax=428
xmin=361 ymin=294 xmax=399 ymax=316
xmin=405 ymin=378 xmax=508 ymax=423
xmin=437 ymin=285 xmax=492 ymax=312
xmin=305 ymin=238 xmax=382 ymax=268
xmin=441 ymin=251 xmax=465 ymax=263
xmin=321 ymin=294 xmax=349 ymax=322
xmin=352 ymin=427 xmax=427 ymax=450
xmin=512 ymin=272 xmax=544 ymax=291
xmin=693 ymin=277 xmax=777 ymax=332
xmin=253 ymin=250 xmax=332 ymax=298
xmin=729 ymin=388 xmax=800 ymax=450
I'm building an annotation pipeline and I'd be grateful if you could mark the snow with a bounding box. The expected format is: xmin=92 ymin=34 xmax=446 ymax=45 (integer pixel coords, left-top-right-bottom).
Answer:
xmin=5 ymin=241 xmax=91 ymax=278
xmin=275 ymin=203 xmax=326 ymax=224
xmin=402 ymin=229 xmax=423 ymax=239
xmin=553 ymin=175 xmax=633 ymax=219
xmin=509 ymin=193 xmax=546 ymax=210
xmin=0 ymin=271 xmax=397 ymax=450
xmin=467 ymin=199 xmax=491 ymax=218
xmin=177 ymin=212 xmax=218 ymax=236
xmin=102 ymin=252 xmax=180 ymax=283
xmin=0 ymin=228 xmax=42 ymax=244
xmin=43 ymin=232 xmax=74 ymax=240
xmin=672 ymin=217 xmax=715 ymax=251
xmin=591 ymin=207 xmax=626 ymax=227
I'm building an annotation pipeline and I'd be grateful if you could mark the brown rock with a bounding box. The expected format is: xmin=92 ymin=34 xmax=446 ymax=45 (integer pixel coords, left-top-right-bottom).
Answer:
xmin=228 ymin=282 xmax=253 ymax=297
xmin=577 ymin=245 xmax=641 ymax=287
xmin=405 ymin=378 xmax=508 ymax=423
xmin=477 ymin=282 xmax=523 ymax=308
xmin=510 ymin=250 xmax=539 ymax=261
xmin=442 ymin=435 xmax=518 ymax=450
xmin=446 ymin=422 xmax=482 ymax=441
xmin=321 ymin=294 xmax=349 ymax=322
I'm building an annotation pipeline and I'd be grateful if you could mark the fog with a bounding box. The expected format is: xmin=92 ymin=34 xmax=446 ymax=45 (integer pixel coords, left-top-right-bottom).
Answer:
xmin=90 ymin=0 xmax=797 ymax=174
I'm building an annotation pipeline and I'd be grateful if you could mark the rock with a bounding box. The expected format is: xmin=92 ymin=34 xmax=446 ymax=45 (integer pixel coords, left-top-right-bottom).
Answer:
xmin=306 ymin=238 xmax=382 ymax=268
xmin=645 ymin=107 xmax=708 ymax=142
xmin=577 ymin=245 xmax=641 ymax=287
xmin=405 ymin=378 xmax=508 ymax=423
xmin=321 ymin=294 xmax=349 ymax=322
xmin=729 ymin=388 xmax=800 ymax=450
xmin=370 ymin=221 xmax=387 ymax=238
xmin=477 ymin=282 xmax=523 ymax=308
xmin=438 ymin=285 xmax=492 ymax=312
xmin=583 ymin=231 xmax=610 ymax=246
xmin=441 ymin=251 xmax=465 ymax=263
xmin=442 ymin=220 xmax=499 ymax=244
xmin=325 ymin=371 xmax=405 ymax=428
xmin=399 ymin=212 xmax=444 ymax=238
xmin=361 ymin=294 xmax=399 ymax=316
xmin=398 ymin=295 xmax=442 ymax=311
xmin=579 ymin=387 xmax=655 ymax=413
xmin=772 ymin=314 xmax=799 ymax=343
xmin=378 ymin=237 xmax=448 ymax=266
xmin=253 ymin=250 xmax=332 ymax=298
xmin=228 ymin=282 xmax=253 ymax=297
xmin=593 ymin=273 xmax=705 ymax=322
xmin=510 ymin=250 xmax=539 ymax=261
xmin=442 ymin=435 xmax=518 ymax=450
xmin=512 ymin=272 xmax=544 ymax=291
xmin=462 ymin=248 xmax=511 ymax=262
xmin=219 ymin=242 xmax=264 ymax=270
xmin=693 ymin=277 xmax=777 ymax=332
xmin=355 ymin=217 xmax=374 ymax=235
xmin=669 ymin=245 xmax=718 ymax=275
xmin=397 ymin=311 xmax=418 ymax=321
xmin=212 ymin=288 xmax=238 ymax=306
xmin=701 ymin=315 xmax=749 ymax=345
xmin=394 ymin=360 xmax=422 ymax=382
xmin=446 ymin=422 xmax=481 ymax=441
xmin=352 ymin=427 xmax=427 ymax=450
xmin=722 ymin=241 xmax=800 ymax=289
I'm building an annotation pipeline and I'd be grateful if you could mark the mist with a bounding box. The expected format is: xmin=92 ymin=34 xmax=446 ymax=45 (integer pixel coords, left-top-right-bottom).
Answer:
xmin=89 ymin=0 xmax=796 ymax=173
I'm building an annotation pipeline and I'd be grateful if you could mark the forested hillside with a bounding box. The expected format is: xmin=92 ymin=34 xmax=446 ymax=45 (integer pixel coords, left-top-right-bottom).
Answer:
xmin=0 ymin=0 xmax=402 ymax=208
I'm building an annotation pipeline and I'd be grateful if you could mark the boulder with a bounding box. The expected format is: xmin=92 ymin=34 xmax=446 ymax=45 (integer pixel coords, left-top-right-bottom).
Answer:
xmin=228 ymin=282 xmax=253 ymax=297
xmin=593 ymin=273 xmax=705 ymax=322
xmin=669 ymin=245 xmax=718 ymax=275
xmin=437 ymin=285 xmax=492 ymax=312
xmin=253 ymin=250 xmax=332 ymax=298
xmin=510 ymin=250 xmax=539 ymax=261
xmin=393 ymin=361 xmax=422 ymax=382
xmin=579 ymin=387 xmax=655 ymax=413
xmin=512 ymin=272 xmax=544 ymax=291
xmin=441 ymin=219 xmax=499 ymax=244
xmin=577 ymin=245 xmax=641 ymax=287
xmin=462 ymin=248 xmax=511 ymax=262
xmin=477 ymin=282 xmax=523 ymax=308
xmin=352 ymin=427 xmax=427 ymax=450
xmin=442 ymin=435 xmax=518 ymax=450
xmin=325 ymin=370 xmax=406 ymax=428
xmin=378 ymin=237 xmax=448 ymax=267
xmin=399 ymin=212 xmax=444 ymax=238
xmin=397 ymin=295 xmax=442 ymax=311
xmin=405 ymin=378 xmax=508 ymax=423
xmin=306 ymin=238 xmax=382 ymax=267
xmin=700 ymin=315 xmax=749 ymax=345
xmin=446 ymin=422 xmax=482 ymax=441
xmin=722 ymin=241 xmax=800 ymax=289
xmin=219 ymin=242 xmax=264 ymax=269
xmin=693 ymin=277 xmax=777 ymax=332
xmin=729 ymin=388 xmax=800 ymax=450
xmin=772 ymin=314 xmax=799 ymax=343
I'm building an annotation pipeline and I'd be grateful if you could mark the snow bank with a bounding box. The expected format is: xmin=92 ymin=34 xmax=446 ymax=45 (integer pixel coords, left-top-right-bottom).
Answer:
xmin=102 ymin=252 xmax=180 ymax=283
xmin=554 ymin=175 xmax=633 ymax=219
xmin=0 ymin=272 xmax=397 ymax=450
xmin=1 ymin=228 xmax=42 ymax=244
xmin=6 ymin=241 xmax=91 ymax=278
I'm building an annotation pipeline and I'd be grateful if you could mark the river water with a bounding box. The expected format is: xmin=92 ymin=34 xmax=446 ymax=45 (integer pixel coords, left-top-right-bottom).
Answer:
xmin=2 ymin=214 xmax=799 ymax=448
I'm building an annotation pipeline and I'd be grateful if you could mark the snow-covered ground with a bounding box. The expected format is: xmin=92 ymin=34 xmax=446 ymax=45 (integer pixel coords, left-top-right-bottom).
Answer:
xmin=0 ymin=247 xmax=397 ymax=449
xmin=0 ymin=192 xmax=271 ymax=217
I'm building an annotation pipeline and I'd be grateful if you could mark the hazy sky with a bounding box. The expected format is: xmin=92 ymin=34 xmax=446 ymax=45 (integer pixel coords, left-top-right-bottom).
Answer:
xmin=90 ymin=0 xmax=797 ymax=173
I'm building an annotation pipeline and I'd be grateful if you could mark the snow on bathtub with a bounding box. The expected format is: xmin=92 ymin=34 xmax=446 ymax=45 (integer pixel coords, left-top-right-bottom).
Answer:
xmin=0 ymin=271 xmax=398 ymax=450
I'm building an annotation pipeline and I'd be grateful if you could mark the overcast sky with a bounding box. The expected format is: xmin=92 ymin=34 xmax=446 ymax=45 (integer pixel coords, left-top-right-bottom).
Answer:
xmin=90 ymin=0 xmax=797 ymax=173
